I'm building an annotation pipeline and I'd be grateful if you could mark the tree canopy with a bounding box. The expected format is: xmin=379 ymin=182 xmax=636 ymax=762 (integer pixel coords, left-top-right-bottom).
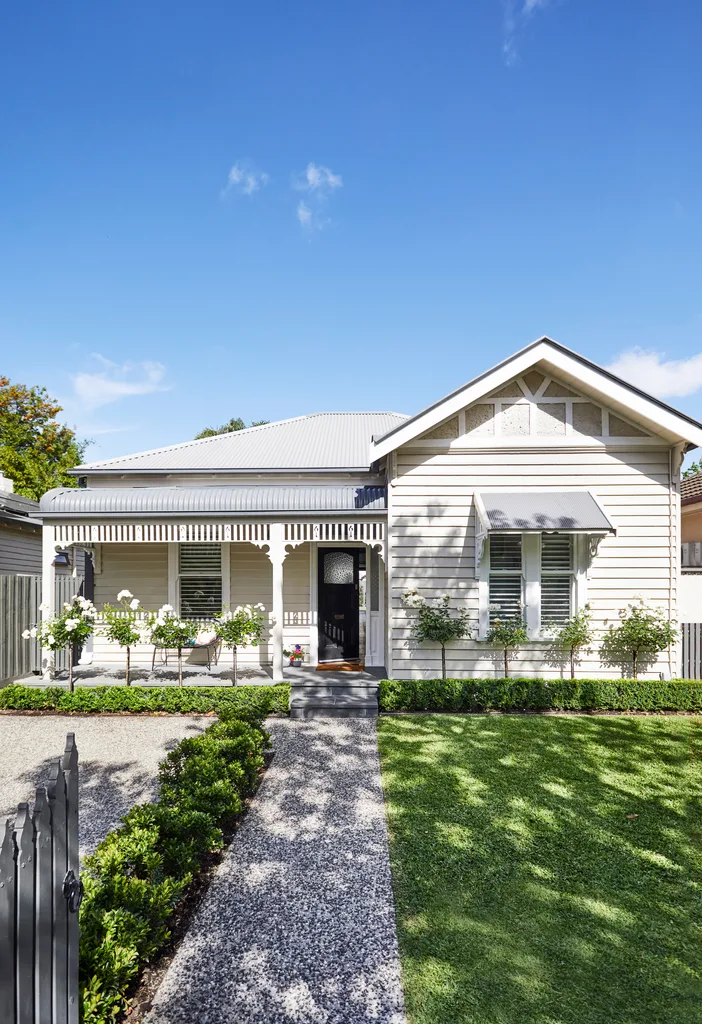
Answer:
xmin=195 ymin=417 xmax=269 ymax=439
xmin=0 ymin=376 xmax=87 ymax=500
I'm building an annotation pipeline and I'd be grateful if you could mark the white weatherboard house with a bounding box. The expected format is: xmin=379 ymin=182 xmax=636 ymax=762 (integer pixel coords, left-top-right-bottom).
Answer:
xmin=38 ymin=338 xmax=702 ymax=680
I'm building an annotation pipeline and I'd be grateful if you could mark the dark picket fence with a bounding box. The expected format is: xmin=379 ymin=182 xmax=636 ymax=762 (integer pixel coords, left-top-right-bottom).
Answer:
xmin=682 ymin=623 xmax=702 ymax=680
xmin=0 ymin=734 xmax=81 ymax=1024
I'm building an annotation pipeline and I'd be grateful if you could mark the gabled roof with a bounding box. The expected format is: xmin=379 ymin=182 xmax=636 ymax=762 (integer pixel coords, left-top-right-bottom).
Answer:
xmin=371 ymin=337 xmax=702 ymax=458
xmin=74 ymin=412 xmax=408 ymax=475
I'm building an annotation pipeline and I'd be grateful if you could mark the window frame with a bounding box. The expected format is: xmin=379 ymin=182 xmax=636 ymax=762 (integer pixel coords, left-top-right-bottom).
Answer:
xmin=169 ymin=543 xmax=229 ymax=621
xmin=479 ymin=532 xmax=587 ymax=640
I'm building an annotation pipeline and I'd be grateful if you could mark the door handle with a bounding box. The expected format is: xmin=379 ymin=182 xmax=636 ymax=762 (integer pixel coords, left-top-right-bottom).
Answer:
xmin=335 ymin=614 xmax=345 ymax=620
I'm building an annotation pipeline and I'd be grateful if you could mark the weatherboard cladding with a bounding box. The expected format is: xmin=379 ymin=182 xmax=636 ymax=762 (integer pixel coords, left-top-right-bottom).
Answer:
xmin=77 ymin=412 xmax=408 ymax=473
xmin=480 ymin=491 xmax=614 ymax=533
xmin=39 ymin=485 xmax=388 ymax=516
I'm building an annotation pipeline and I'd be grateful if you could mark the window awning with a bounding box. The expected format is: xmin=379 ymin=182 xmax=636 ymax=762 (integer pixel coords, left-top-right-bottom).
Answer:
xmin=474 ymin=491 xmax=615 ymax=569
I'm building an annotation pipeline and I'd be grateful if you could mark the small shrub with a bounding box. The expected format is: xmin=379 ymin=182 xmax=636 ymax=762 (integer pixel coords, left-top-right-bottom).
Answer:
xmin=101 ymin=591 xmax=144 ymax=686
xmin=550 ymin=605 xmax=595 ymax=679
xmin=402 ymin=590 xmax=471 ymax=679
xmin=0 ymin=683 xmax=291 ymax=717
xmin=79 ymin=713 xmax=269 ymax=1023
xmin=484 ymin=619 xmax=529 ymax=677
xmin=378 ymin=677 xmax=702 ymax=713
xmin=214 ymin=604 xmax=267 ymax=683
xmin=601 ymin=600 xmax=678 ymax=679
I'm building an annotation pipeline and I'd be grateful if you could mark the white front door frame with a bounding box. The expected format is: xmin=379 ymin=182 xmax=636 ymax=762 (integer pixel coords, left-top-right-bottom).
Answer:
xmin=309 ymin=541 xmax=385 ymax=668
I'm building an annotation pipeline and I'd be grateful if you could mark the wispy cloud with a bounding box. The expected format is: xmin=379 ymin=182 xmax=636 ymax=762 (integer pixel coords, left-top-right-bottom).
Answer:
xmin=606 ymin=347 xmax=702 ymax=399
xmin=71 ymin=355 xmax=169 ymax=410
xmin=221 ymin=161 xmax=270 ymax=198
xmin=292 ymin=162 xmax=343 ymax=231
xmin=502 ymin=0 xmax=554 ymax=66
xmin=296 ymin=202 xmax=313 ymax=228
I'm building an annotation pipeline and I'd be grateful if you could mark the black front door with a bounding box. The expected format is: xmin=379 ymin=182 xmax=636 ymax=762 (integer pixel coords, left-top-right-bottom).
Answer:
xmin=318 ymin=548 xmax=360 ymax=662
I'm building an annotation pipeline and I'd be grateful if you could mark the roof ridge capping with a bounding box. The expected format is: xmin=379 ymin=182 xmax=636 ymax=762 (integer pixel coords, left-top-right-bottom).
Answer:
xmin=370 ymin=335 xmax=702 ymax=457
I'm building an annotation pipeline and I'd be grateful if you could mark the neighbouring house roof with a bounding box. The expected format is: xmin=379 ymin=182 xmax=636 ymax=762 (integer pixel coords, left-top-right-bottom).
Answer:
xmin=39 ymin=485 xmax=388 ymax=517
xmin=71 ymin=413 xmax=409 ymax=475
xmin=475 ymin=491 xmax=614 ymax=533
xmin=0 ymin=488 xmax=41 ymax=529
xmin=681 ymin=472 xmax=702 ymax=505
xmin=371 ymin=337 xmax=702 ymax=458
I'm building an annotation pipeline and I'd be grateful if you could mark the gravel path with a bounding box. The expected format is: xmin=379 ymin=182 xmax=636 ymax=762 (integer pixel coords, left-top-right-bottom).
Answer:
xmin=0 ymin=715 xmax=209 ymax=856
xmin=146 ymin=718 xmax=406 ymax=1024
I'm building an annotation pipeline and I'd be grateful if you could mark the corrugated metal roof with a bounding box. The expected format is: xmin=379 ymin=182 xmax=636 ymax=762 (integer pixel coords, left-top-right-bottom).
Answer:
xmin=0 ymin=488 xmax=41 ymax=527
xmin=40 ymin=485 xmax=388 ymax=516
xmin=75 ymin=412 xmax=408 ymax=473
xmin=479 ymin=491 xmax=614 ymax=532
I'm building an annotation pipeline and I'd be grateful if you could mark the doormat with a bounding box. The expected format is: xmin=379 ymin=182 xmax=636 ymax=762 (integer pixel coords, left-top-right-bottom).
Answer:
xmin=316 ymin=662 xmax=365 ymax=672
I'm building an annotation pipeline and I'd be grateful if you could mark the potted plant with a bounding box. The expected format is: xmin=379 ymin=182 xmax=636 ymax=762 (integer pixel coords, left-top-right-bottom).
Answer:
xmin=284 ymin=644 xmax=305 ymax=667
xmin=148 ymin=605 xmax=198 ymax=687
xmin=214 ymin=603 xmax=267 ymax=684
xmin=101 ymin=589 xmax=143 ymax=685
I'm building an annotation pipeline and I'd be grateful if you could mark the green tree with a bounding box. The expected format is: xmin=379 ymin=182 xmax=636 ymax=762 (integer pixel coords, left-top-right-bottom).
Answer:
xmin=0 ymin=376 xmax=87 ymax=499
xmin=485 ymin=618 xmax=529 ymax=678
xmin=601 ymin=600 xmax=677 ymax=679
xmin=148 ymin=606 xmax=198 ymax=687
xmin=552 ymin=605 xmax=595 ymax=679
xmin=683 ymin=460 xmax=701 ymax=478
xmin=195 ymin=417 xmax=269 ymax=439
xmin=403 ymin=590 xmax=471 ymax=679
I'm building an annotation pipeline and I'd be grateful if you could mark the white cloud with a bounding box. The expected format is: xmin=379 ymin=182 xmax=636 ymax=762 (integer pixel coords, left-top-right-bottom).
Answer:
xmin=292 ymin=162 xmax=343 ymax=231
xmin=297 ymin=201 xmax=313 ymax=228
xmin=605 ymin=348 xmax=702 ymax=399
xmin=221 ymin=161 xmax=270 ymax=198
xmin=502 ymin=0 xmax=553 ymax=66
xmin=294 ymin=162 xmax=343 ymax=193
xmin=71 ymin=355 xmax=169 ymax=410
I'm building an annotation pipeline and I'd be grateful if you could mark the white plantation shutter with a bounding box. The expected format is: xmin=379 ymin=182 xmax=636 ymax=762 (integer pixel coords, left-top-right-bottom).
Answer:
xmin=488 ymin=536 xmax=523 ymax=625
xmin=179 ymin=544 xmax=222 ymax=619
xmin=540 ymin=535 xmax=572 ymax=625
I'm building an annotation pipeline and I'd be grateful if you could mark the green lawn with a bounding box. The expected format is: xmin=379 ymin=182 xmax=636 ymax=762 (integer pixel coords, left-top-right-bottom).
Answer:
xmin=378 ymin=715 xmax=702 ymax=1024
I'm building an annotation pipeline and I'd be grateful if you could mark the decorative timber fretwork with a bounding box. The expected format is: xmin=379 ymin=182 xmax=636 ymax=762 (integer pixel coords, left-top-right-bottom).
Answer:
xmin=52 ymin=519 xmax=385 ymax=548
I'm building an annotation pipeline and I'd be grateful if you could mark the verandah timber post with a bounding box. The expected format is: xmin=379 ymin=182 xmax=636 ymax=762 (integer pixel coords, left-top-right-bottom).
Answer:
xmin=268 ymin=524 xmax=287 ymax=683
xmin=41 ymin=525 xmax=57 ymax=681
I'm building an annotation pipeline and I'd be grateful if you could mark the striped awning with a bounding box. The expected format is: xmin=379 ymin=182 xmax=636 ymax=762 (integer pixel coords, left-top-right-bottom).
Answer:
xmin=475 ymin=491 xmax=614 ymax=534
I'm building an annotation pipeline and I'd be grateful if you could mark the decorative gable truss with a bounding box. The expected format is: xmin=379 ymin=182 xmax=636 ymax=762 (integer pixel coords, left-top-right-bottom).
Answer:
xmin=418 ymin=369 xmax=653 ymax=444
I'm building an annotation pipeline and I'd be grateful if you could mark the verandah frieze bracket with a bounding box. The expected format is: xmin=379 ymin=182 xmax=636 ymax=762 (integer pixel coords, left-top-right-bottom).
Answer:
xmin=52 ymin=520 xmax=385 ymax=548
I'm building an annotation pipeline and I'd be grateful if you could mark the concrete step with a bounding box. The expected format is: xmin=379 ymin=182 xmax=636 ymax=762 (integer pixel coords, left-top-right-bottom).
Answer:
xmin=289 ymin=687 xmax=379 ymax=719
xmin=289 ymin=682 xmax=379 ymax=700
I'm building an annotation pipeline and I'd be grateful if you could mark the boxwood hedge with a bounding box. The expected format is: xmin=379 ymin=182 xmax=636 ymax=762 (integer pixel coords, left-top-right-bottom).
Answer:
xmin=379 ymin=677 xmax=702 ymax=713
xmin=79 ymin=710 xmax=269 ymax=1023
xmin=0 ymin=683 xmax=290 ymax=716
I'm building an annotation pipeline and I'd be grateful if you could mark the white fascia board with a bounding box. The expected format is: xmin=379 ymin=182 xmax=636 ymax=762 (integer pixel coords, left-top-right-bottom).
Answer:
xmin=370 ymin=343 xmax=555 ymax=460
xmin=371 ymin=340 xmax=702 ymax=459
xmin=539 ymin=347 xmax=702 ymax=448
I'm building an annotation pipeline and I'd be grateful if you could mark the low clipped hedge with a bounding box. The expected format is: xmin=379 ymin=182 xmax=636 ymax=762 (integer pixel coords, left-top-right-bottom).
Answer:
xmin=378 ymin=677 xmax=702 ymax=713
xmin=0 ymin=683 xmax=290 ymax=716
xmin=79 ymin=709 xmax=269 ymax=1023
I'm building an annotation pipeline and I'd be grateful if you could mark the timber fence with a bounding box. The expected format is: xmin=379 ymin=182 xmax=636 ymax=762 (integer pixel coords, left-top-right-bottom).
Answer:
xmin=0 ymin=734 xmax=81 ymax=1024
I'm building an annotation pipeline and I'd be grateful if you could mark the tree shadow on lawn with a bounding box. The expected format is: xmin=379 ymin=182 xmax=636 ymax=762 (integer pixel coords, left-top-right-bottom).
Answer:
xmin=378 ymin=715 xmax=702 ymax=1024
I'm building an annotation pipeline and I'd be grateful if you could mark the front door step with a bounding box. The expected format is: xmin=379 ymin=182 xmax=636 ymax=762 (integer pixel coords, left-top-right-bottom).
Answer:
xmin=289 ymin=681 xmax=379 ymax=719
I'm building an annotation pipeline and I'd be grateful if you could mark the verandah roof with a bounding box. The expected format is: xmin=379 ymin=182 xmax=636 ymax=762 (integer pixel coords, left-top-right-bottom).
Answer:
xmin=39 ymin=485 xmax=388 ymax=517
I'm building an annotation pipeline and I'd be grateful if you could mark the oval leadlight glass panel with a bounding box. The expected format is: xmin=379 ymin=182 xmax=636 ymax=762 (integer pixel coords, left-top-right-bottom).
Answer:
xmin=324 ymin=551 xmax=354 ymax=584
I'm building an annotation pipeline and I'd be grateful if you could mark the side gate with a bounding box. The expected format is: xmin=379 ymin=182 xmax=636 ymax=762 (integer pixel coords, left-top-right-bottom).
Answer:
xmin=681 ymin=623 xmax=702 ymax=680
xmin=0 ymin=734 xmax=81 ymax=1024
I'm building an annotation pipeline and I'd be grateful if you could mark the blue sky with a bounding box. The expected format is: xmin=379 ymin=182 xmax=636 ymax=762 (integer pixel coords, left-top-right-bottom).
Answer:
xmin=1 ymin=0 xmax=701 ymax=462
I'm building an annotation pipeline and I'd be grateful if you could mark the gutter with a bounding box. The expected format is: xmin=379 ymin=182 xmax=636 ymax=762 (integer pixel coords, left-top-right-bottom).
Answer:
xmin=38 ymin=508 xmax=388 ymax=521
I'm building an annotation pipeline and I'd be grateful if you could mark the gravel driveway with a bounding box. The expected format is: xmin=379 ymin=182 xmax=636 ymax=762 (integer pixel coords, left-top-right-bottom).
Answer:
xmin=0 ymin=715 xmax=209 ymax=856
xmin=146 ymin=718 xmax=406 ymax=1024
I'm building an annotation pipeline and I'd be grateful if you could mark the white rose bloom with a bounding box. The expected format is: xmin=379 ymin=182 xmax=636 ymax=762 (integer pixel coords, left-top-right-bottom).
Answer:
xmin=117 ymin=590 xmax=133 ymax=601
xmin=255 ymin=603 xmax=265 ymax=610
xmin=21 ymin=629 xmax=31 ymax=640
xmin=39 ymin=601 xmax=49 ymax=613
xmin=129 ymin=598 xmax=140 ymax=610
xmin=64 ymin=618 xmax=79 ymax=632
xmin=161 ymin=604 xmax=174 ymax=614
xmin=30 ymin=627 xmax=37 ymax=638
